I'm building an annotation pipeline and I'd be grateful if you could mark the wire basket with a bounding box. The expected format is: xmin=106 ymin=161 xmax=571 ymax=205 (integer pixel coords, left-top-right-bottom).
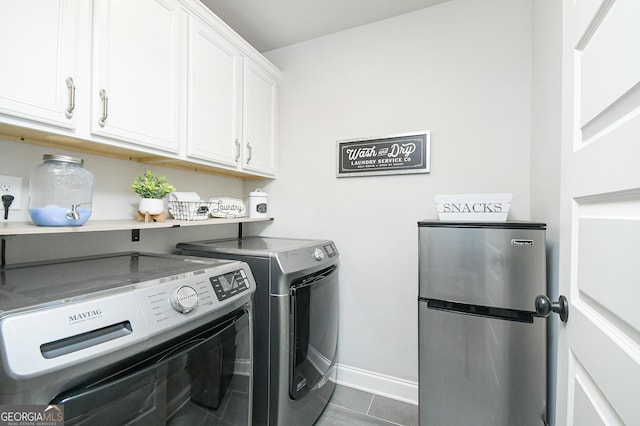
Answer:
xmin=168 ymin=201 xmax=212 ymax=221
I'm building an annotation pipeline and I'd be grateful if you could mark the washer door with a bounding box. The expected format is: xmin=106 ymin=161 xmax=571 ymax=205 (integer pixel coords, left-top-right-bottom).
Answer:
xmin=51 ymin=308 xmax=252 ymax=425
xmin=289 ymin=265 xmax=339 ymax=400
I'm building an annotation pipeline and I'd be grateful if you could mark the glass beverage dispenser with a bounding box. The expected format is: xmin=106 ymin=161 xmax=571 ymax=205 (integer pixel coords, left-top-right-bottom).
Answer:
xmin=29 ymin=154 xmax=93 ymax=226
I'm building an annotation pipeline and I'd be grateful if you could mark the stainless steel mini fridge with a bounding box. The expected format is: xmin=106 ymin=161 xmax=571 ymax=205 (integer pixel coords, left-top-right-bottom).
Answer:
xmin=418 ymin=221 xmax=565 ymax=426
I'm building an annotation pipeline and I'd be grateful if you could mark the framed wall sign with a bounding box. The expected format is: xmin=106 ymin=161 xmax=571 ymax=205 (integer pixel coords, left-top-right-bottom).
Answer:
xmin=336 ymin=131 xmax=430 ymax=177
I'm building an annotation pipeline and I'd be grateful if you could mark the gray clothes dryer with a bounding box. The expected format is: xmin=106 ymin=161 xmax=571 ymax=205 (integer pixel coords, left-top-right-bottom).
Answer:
xmin=177 ymin=236 xmax=339 ymax=426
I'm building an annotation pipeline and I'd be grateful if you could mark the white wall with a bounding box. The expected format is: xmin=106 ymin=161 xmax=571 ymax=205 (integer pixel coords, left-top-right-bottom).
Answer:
xmin=260 ymin=0 xmax=533 ymax=403
xmin=531 ymin=0 xmax=562 ymax=249
xmin=0 ymin=138 xmax=248 ymax=263
xmin=531 ymin=1 xmax=562 ymax=424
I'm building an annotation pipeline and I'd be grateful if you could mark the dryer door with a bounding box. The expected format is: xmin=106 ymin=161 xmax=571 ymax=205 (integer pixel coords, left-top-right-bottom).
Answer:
xmin=289 ymin=265 xmax=338 ymax=400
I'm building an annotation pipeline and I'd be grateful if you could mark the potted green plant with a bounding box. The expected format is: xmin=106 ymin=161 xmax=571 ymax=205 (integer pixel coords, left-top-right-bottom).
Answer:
xmin=132 ymin=170 xmax=176 ymax=214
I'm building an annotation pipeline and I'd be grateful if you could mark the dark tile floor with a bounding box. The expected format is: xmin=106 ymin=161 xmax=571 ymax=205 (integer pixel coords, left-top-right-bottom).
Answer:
xmin=315 ymin=385 xmax=418 ymax=426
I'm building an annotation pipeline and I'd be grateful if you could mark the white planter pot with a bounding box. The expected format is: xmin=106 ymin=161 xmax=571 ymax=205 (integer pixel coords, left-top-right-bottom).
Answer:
xmin=139 ymin=198 xmax=164 ymax=215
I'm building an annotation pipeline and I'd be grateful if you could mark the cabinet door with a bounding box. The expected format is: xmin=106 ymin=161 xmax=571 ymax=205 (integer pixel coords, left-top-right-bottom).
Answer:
xmin=0 ymin=0 xmax=79 ymax=128
xmin=186 ymin=16 xmax=241 ymax=167
xmin=92 ymin=0 xmax=182 ymax=153
xmin=242 ymin=60 xmax=277 ymax=177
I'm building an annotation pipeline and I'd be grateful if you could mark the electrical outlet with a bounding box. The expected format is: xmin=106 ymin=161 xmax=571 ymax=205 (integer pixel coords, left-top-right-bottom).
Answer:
xmin=0 ymin=175 xmax=22 ymax=211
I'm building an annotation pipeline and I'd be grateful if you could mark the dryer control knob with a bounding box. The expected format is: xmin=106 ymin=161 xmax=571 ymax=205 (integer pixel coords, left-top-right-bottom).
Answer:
xmin=313 ymin=248 xmax=325 ymax=261
xmin=172 ymin=286 xmax=199 ymax=314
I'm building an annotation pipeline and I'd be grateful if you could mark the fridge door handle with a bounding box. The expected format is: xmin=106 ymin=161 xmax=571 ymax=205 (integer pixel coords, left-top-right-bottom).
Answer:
xmin=535 ymin=295 xmax=569 ymax=322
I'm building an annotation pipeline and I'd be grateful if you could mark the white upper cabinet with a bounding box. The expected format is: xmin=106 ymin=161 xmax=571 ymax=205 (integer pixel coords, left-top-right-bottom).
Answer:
xmin=185 ymin=9 xmax=279 ymax=177
xmin=242 ymin=60 xmax=277 ymax=176
xmin=0 ymin=0 xmax=280 ymax=178
xmin=186 ymin=15 xmax=242 ymax=166
xmin=0 ymin=0 xmax=79 ymax=129
xmin=91 ymin=0 xmax=183 ymax=153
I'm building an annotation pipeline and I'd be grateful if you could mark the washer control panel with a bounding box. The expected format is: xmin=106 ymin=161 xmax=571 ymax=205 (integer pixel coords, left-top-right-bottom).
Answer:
xmin=136 ymin=264 xmax=254 ymax=334
xmin=276 ymin=241 xmax=339 ymax=275
xmin=209 ymin=269 xmax=250 ymax=301
xmin=310 ymin=243 xmax=338 ymax=262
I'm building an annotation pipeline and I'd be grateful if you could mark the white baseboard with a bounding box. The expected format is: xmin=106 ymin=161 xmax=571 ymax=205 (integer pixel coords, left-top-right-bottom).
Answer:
xmin=336 ymin=363 xmax=418 ymax=405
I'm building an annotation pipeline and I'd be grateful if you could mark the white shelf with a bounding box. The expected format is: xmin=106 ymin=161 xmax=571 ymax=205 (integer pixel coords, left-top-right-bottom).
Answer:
xmin=0 ymin=217 xmax=273 ymax=236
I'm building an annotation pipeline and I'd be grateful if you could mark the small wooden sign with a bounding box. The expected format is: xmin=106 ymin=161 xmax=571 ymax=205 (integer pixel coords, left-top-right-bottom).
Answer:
xmin=336 ymin=131 xmax=430 ymax=177
xmin=209 ymin=197 xmax=247 ymax=218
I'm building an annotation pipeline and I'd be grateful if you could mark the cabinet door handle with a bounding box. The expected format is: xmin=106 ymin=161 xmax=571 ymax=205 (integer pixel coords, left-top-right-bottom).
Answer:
xmin=234 ymin=138 xmax=241 ymax=162
xmin=65 ymin=77 xmax=76 ymax=119
xmin=99 ymin=89 xmax=108 ymax=127
xmin=246 ymin=142 xmax=252 ymax=164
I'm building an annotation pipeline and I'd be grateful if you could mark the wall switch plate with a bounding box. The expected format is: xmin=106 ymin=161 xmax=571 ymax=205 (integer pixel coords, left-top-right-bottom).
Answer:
xmin=0 ymin=175 xmax=23 ymax=210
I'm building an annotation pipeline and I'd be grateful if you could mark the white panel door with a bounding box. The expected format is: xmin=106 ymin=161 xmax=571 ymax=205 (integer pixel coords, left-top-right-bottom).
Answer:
xmin=558 ymin=0 xmax=640 ymax=424
xmin=0 ymin=0 xmax=79 ymax=128
xmin=92 ymin=0 xmax=182 ymax=153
